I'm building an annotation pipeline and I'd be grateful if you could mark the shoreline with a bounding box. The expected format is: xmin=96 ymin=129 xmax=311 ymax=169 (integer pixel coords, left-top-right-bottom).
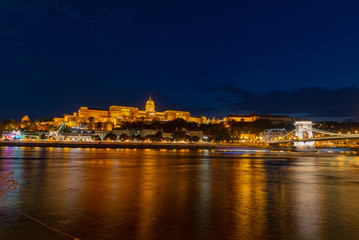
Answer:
xmin=1 ymin=141 xmax=358 ymax=155
xmin=0 ymin=140 xmax=220 ymax=149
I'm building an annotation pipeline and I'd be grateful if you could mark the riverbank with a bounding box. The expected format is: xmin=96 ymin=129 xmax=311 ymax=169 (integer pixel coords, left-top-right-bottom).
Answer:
xmin=1 ymin=141 xmax=358 ymax=155
xmin=0 ymin=140 xmax=219 ymax=149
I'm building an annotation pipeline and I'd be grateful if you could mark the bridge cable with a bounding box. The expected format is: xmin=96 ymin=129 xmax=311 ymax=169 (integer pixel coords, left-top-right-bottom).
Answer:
xmin=270 ymin=129 xmax=295 ymax=143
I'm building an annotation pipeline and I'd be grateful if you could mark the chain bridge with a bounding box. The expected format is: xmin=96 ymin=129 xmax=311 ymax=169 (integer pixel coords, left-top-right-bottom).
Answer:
xmin=270 ymin=120 xmax=359 ymax=150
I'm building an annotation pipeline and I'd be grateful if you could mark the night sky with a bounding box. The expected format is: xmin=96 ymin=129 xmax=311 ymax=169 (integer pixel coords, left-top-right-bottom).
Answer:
xmin=1 ymin=0 xmax=359 ymax=121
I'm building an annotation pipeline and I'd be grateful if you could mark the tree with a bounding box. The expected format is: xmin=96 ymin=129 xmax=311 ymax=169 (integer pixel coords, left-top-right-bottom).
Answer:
xmin=21 ymin=121 xmax=30 ymax=130
xmin=29 ymin=122 xmax=38 ymax=132
xmin=119 ymin=134 xmax=130 ymax=141
xmin=154 ymin=131 xmax=163 ymax=142
xmin=88 ymin=117 xmax=95 ymax=123
xmin=214 ymin=127 xmax=231 ymax=143
xmin=105 ymin=122 xmax=114 ymax=131
xmin=171 ymin=129 xmax=189 ymax=142
xmin=131 ymin=134 xmax=143 ymax=142
xmin=190 ymin=135 xmax=200 ymax=143
xmin=86 ymin=122 xmax=94 ymax=130
xmin=0 ymin=119 xmax=20 ymax=130
xmin=91 ymin=135 xmax=101 ymax=141
xmin=40 ymin=133 xmax=47 ymax=140
xmin=144 ymin=135 xmax=156 ymax=142
xmin=63 ymin=127 xmax=71 ymax=133
xmin=104 ymin=133 xmax=117 ymax=141
xmin=96 ymin=122 xmax=103 ymax=130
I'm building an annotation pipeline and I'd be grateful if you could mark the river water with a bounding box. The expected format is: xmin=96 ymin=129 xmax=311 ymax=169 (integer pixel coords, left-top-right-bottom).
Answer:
xmin=1 ymin=147 xmax=359 ymax=240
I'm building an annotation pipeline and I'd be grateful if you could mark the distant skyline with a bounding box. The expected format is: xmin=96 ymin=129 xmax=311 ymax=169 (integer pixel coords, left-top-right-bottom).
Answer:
xmin=1 ymin=0 xmax=359 ymax=121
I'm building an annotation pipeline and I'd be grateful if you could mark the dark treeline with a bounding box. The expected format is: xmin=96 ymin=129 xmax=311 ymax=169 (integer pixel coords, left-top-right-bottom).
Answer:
xmin=314 ymin=121 xmax=359 ymax=133
xmin=120 ymin=118 xmax=199 ymax=132
xmin=120 ymin=118 xmax=293 ymax=134
xmin=119 ymin=118 xmax=295 ymax=142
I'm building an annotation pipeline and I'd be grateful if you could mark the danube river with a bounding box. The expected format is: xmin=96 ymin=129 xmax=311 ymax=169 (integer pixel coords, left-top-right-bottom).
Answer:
xmin=1 ymin=147 xmax=359 ymax=240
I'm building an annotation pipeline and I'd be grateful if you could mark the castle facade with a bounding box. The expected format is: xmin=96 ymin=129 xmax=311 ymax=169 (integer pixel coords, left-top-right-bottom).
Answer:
xmin=63 ymin=97 xmax=207 ymax=127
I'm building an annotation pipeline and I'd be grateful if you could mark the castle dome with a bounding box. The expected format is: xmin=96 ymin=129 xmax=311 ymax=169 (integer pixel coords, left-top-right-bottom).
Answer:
xmin=145 ymin=96 xmax=155 ymax=112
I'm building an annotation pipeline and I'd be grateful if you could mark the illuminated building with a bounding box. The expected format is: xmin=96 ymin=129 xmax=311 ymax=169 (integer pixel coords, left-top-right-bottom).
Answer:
xmin=109 ymin=106 xmax=140 ymax=119
xmin=21 ymin=115 xmax=30 ymax=122
xmin=163 ymin=110 xmax=190 ymax=121
xmin=63 ymin=96 xmax=207 ymax=126
xmin=145 ymin=96 xmax=156 ymax=119
xmin=78 ymin=107 xmax=109 ymax=118
xmin=262 ymin=128 xmax=286 ymax=142
xmin=190 ymin=116 xmax=207 ymax=123
xmin=224 ymin=113 xmax=257 ymax=122
xmin=239 ymin=133 xmax=257 ymax=142
xmin=20 ymin=115 xmax=31 ymax=128
xmin=224 ymin=113 xmax=293 ymax=124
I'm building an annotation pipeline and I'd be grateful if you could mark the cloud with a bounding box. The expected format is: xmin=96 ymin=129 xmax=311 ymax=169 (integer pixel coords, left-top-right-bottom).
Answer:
xmin=199 ymin=84 xmax=359 ymax=120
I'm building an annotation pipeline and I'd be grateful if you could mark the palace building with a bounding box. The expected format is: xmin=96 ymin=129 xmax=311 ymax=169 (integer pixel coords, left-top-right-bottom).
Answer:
xmin=63 ymin=97 xmax=207 ymax=127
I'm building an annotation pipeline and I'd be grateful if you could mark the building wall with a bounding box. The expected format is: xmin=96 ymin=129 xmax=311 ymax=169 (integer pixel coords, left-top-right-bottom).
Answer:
xmin=62 ymin=97 xmax=203 ymax=126
xmin=190 ymin=116 xmax=207 ymax=124
xmin=53 ymin=117 xmax=64 ymax=123
xmin=224 ymin=113 xmax=293 ymax=124
xmin=156 ymin=112 xmax=166 ymax=121
xmin=141 ymin=129 xmax=158 ymax=137
xmin=224 ymin=115 xmax=258 ymax=122
xmin=187 ymin=130 xmax=203 ymax=140
xmin=164 ymin=110 xmax=190 ymax=121
xmin=262 ymin=129 xmax=286 ymax=142
xmin=240 ymin=133 xmax=257 ymax=142
xmin=78 ymin=107 xmax=109 ymax=118
xmin=112 ymin=129 xmax=131 ymax=136
xmin=109 ymin=106 xmax=140 ymax=119
xmin=50 ymin=132 xmax=93 ymax=141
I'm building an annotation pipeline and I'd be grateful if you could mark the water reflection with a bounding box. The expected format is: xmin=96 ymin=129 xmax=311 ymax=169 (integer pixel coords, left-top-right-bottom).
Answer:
xmin=1 ymin=147 xmax=359 ymax=239
xmin=292 ymin=158 xmax=321 ymax=240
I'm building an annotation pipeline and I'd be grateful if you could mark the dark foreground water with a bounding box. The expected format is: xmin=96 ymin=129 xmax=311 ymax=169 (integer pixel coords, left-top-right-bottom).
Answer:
xmin=1 ymin=147 xmax=359 ymax=240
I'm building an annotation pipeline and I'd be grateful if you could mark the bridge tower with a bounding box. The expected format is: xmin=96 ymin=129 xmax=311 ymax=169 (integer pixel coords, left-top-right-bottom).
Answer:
xmin=294 ymin=120 xmax=313 ymax=139
xmin=294 ymin=120 xmax=315 ymax=151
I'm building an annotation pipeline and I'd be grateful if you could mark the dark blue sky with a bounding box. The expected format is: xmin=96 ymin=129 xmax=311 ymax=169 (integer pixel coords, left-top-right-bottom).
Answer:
xmin=1 ymin=0 xmax=359 ymax=121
